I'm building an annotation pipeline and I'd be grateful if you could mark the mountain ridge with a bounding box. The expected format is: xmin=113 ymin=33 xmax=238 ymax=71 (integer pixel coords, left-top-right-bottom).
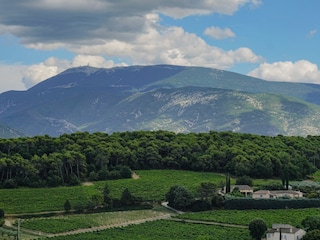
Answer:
xmin=1 ymin=64 xmax=320 ymax=137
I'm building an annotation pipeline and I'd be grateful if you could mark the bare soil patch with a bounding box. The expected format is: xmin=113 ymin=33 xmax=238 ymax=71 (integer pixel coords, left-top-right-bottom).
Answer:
xmin=82 ymin=182 xmax=94 ymax=186
xmin=132 ymin=172 xmax=140 ymax=179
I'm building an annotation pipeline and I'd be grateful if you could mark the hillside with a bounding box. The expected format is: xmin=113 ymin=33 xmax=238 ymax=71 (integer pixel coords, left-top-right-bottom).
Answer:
xmin=1 ymin=65 xmax=320 ymax=137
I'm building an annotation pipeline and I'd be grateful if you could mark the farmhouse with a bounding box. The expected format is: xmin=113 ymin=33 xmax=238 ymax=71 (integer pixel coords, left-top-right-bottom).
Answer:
xmin=252 ymin=190 xmax=303 ymax=199
xmin=266 ymin=224 xmax=306 ymax=240
xmin=224 ymin=185 xmax=253 ymax=196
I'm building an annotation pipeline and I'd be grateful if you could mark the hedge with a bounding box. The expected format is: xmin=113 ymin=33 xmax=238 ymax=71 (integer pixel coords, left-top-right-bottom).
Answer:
xmin=224 ymin=198 xmax=320 ymax=210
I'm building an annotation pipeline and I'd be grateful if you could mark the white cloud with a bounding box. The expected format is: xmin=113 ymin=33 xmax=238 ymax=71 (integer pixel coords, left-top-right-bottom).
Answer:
xmin=248 ymin=60 xmax=320 ymax=84
xmin=204 ymin=26 xmax=236 ymax=39
xmin=18 ymin=31 xmax=262 ymax=90
xmin=69 ymin=23 xmax=261 ymax=69
xmin=22 ymin=62 xmax=59 ymax=88
xmin=0 ymin=64 xmax=27 ymax=93
xmin=159 ymin=0 xmax=260 ymax=18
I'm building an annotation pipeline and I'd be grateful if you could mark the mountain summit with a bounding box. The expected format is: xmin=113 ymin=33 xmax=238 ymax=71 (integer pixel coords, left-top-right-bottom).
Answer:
xmin=1 ymin=65 xmax=320 ymax=137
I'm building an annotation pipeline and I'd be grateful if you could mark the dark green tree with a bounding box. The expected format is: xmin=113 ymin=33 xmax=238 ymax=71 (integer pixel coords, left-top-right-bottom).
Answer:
xmin=197 ymin=182 xmax=216 ymax=200
xmin=120 ymin=188 xmax=135 ymax=206
xmin=211 ymin=193 xmax=224 ymax=208
xmin=91 ymin=194 xmax=103 ymax=208
xmin=64 ymin=200 xmax=71 ymax=212
xmin=248 ymin=218 xmax=267 ymax=240
xmin=103 ymin=182 xmax=112 ymax=208
xmin=0 ymin=209 xmax=4 ymax=219
xmin=165 ymin=185 xmax=194 ymax=211
xmin=301 ymin=216 xmax=320 ymax=231
xmin=225 ymin=174 xmax=231 ymax=193
xmin=236 ymin=175 xmax=253 ymax=187
xmin=302 ymin=230 xmax=320 ymax=240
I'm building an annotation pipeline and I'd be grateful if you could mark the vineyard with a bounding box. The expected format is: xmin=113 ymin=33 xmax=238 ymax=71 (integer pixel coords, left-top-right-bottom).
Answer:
xmin=1 ymin=169 xmax=319 ymax=239
xmin=19 ymin=209 xmax=171 ymax=234
xmin=176 ymin=208 xmax=320 ymax=227
xmin=0 ymin=170 xmax=230 ymax=214
xmin=0 ymin=185 xmax=97 ymax=214
xmin=48 ymin=220 xmax=251 ymax=240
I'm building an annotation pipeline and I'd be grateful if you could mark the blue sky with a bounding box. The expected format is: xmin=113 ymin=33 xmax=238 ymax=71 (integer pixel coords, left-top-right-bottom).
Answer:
xmin=0 ymin=0 xmax=319 ymax=93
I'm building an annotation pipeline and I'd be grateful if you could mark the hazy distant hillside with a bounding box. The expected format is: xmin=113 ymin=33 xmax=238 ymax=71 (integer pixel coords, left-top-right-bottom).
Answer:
xmin=0 ymin=123 xmax=25 ymax=138
xmin=1 ymin=65 xmax=320 ymax=137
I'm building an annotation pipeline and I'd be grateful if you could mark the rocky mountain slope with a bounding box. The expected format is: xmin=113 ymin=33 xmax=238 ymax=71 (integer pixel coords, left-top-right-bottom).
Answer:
xmin=1 ymin=65 xmax=320 ymax=137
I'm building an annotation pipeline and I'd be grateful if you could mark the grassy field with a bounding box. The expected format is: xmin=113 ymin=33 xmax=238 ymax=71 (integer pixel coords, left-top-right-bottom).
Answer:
xmin=177 ymin=208 xmax=320 ymax=228
xmin=0 ymin=170 xmax=227 ymax=214
xmin=48 ymin=220 xmax=251 ymax=240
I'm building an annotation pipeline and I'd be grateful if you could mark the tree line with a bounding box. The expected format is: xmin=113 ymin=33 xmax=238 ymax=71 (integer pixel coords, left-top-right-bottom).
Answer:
xmin=0 ymin=130 xmax=319 ymax=188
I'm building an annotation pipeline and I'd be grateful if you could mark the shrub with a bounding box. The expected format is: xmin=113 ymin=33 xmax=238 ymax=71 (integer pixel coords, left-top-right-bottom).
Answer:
xmin=64 ymin=200 xmax=71 ymax=212
xmin=3 ymin=179 xmax=17 ymax=189
xmin=188 ymin=200 xmax=211 ymax=212
xmin=165 ymin=185 xmax=194 ymax=211
xmin=302 ymin=229 xmax=320 ymax=240
xmin=0 ymin=209 xmax=4 ymax=218
xmin=301 ymin=216 xmax=320 ymax=231
xmin=120 ymin=188 xmax=135 ymax=206
xmin=211 ymin=194 xmax=225 ymax=209
xmin=249 ymin=218 xmax=267 ymax=240
xmin=74 ymin=203 xmax=86 ymax=213
xmin=260 ymin=183 xmax=284 ymax=190
xmin=224 ymin=198 xmax=320 ymax=210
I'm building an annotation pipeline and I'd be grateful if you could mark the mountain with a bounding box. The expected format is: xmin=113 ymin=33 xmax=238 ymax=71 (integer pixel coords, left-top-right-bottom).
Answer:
xmin=0 ymin=123 xmax=25 ymax=138
xmin=1 ymin=64 xmax=320 ymax=137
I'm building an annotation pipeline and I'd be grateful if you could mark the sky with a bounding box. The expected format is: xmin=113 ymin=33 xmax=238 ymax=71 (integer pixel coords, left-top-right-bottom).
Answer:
xmin=0 ymin=0 xmax=319 ymax=93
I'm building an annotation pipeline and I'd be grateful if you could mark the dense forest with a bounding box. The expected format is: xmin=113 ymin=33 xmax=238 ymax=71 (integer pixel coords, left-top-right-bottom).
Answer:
xmin=0 ymin=130 xmax=319 ymax=188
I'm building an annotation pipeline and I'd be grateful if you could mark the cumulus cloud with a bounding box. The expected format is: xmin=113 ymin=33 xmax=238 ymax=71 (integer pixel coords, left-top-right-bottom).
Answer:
xmin=69 ymin=24 xmax=261 ymax=69
xmin=0 ymin=64 xmax=27 ymax=92
xmin=22 ymin=61 xmax=59 ymax=88
xmin=248 ymin=60 xmax=320 ymax=84
xmin=204 ymin=26 xmax=236 ymax=39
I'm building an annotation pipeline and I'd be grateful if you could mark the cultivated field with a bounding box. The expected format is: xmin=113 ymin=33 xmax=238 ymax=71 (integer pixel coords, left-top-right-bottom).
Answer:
xmin=20 ymin=209 xmax=172 ymax=234
xmin=176 ymin=208 xmax=320 ymax=228
xmin=48 ymin=220 xmax=252 ymax=240
xmin=0 ymin=170 xmax=228 ymax=214
xmin=1 ymin=169 xmax=319 ymax=239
